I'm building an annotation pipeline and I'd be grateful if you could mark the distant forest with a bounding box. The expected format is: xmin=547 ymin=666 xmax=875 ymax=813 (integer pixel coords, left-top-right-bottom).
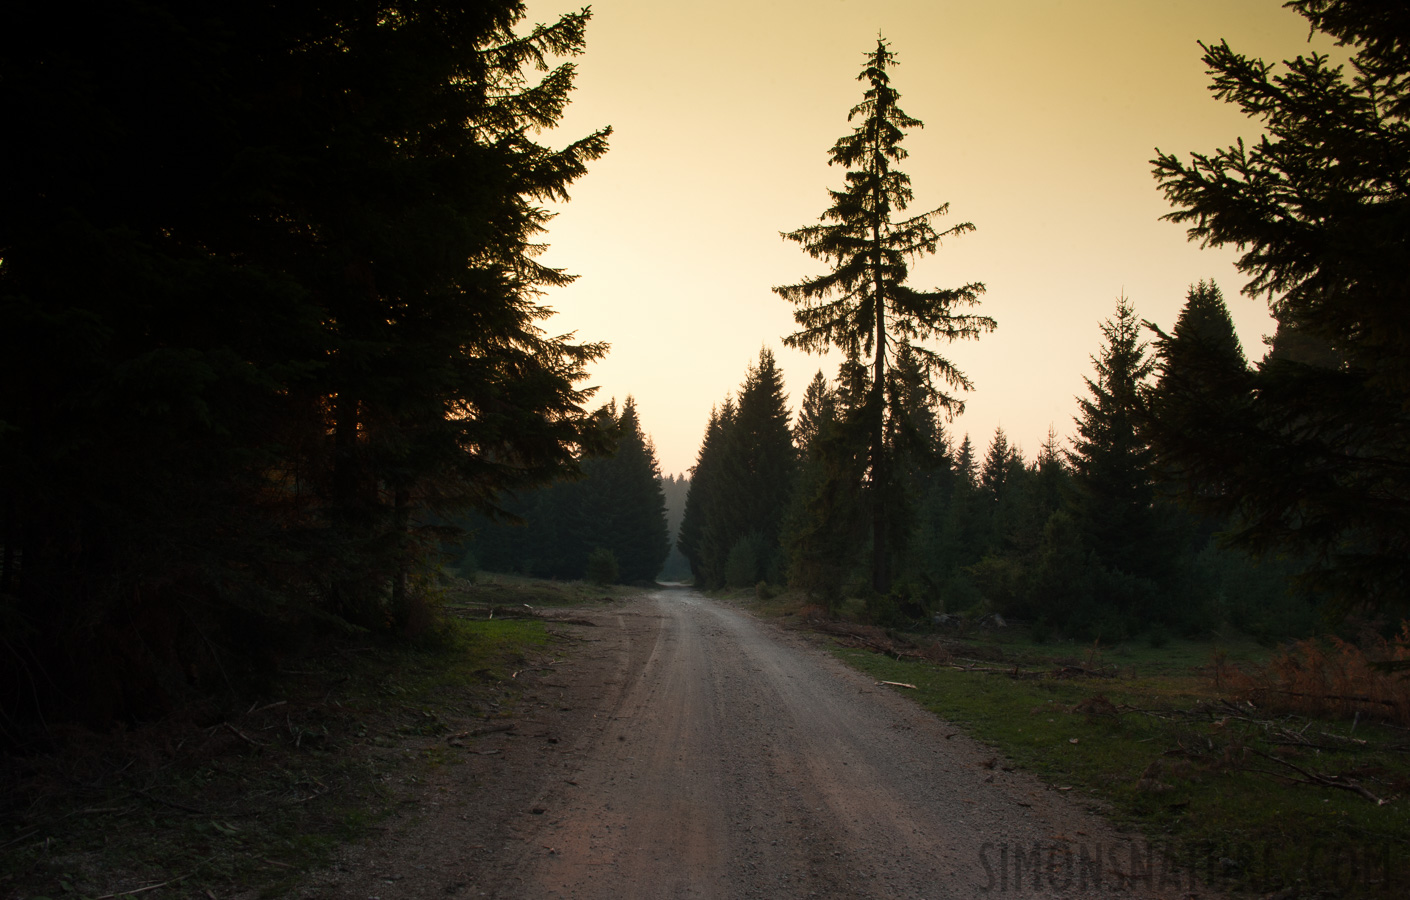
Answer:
xmin=676 ymin=303 xmax=1316 ymax=643
xmin=449 ymin=398 xmax=689 ymax=586
xmin=453 ymin=399 xmax=672 ymax=586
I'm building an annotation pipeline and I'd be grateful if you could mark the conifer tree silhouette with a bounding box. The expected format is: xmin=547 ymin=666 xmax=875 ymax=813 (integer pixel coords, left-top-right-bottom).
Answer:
xmin=775 ymin=37 xmax=993 ymax=593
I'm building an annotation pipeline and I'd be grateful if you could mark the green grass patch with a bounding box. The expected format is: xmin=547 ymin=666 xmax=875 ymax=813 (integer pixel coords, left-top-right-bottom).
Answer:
xmin=441 ymin=570 xmax=646 ymax=609
xmin=837 ymin=641 xmax=1409 ymax=897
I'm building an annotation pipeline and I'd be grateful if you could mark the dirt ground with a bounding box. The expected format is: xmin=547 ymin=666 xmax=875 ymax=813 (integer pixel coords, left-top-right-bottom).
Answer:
xmin=298 ymin=586 xmax=1209 ymax=899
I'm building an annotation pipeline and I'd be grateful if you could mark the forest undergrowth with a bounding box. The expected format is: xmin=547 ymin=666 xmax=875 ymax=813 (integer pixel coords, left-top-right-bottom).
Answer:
xmin=0 ymin=574 xmax=622 ymax=900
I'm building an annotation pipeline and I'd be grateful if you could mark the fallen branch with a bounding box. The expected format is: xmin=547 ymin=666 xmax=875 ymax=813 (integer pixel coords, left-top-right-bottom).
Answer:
xmin=218 ymin=721 xmax=267 ymax=747
xmin=447 ymin=722 xmax=516 ymax=743
xmin=1051 ymin=665 xmax=1116 ymax=679
xmin=129 ymin=789 xmax=206 ymax=816
xmin=945 ymin=662 xmax=1044 ymax=679
xmin=445 ymin=605 xmax=541 ymax=621
xmin=1245 ymin=746 xmax=1388 ymax=805
xmin=878 ymin=681 xmax=917 ymax=690
xmin=95 ymin=871 xmax=192 ymax=899
xmin=1251 ymin=687 xmax=1399 ymax=709
xmin=0 ymin=828 xmax=39 ymax=850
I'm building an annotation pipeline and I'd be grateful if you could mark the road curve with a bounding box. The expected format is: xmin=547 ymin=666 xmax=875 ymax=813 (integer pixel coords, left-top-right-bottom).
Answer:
xmin=482 ymin=587 xmax=1190 ymax=900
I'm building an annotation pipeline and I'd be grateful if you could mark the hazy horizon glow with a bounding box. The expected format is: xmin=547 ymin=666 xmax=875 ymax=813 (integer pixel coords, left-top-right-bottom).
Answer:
xmin=522 ymin=0 xmax=1334 ymax=477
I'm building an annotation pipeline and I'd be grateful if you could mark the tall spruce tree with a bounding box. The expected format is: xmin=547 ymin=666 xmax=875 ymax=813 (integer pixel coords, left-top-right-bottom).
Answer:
xmin=774 ymin=37 xmax=994 ymax=593
xmin=888 ymin=344 xmax=947 ymax=502
xmin=678 ymin=400 xmax=733 ymax=587
xmin=719 ymin=349 xmax=797 ymax=582
xmin=680 ymin=351 xmax=797 ymax=588
xmin=782 ymin=365 xmax=868 ymax=603
xmin=954 ymin=435 xmax=977 ymax=489
xmin=980 ymin=427 xmax=1018 ymax=504
xmin=1032 ymin=426 xmax=1070 ymax=519
xmin=925 ymin=431 xmax=986 ymax=609
xmin=884 ymin=345 xmax=947 ymax=587
xmin=1151 ymin=1 xmax=1410 ymax=612
xmin=1145 ymin=281 xmax=1252 ymax=497
xmin=1068 ymin=297 xmax=1164 ymax=595
xmin=587 ymin=399 xmax=670 ymax=584
xmin=794 ymin=371 xmax=837 ymax=457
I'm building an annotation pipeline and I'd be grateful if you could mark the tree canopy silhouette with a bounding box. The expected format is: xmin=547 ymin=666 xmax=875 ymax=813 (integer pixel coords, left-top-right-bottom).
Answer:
xmin=1150 ymin=0 xmax=1410 ymax=614
xmin=1068 ymin=297 xmax=1164 ymax=588
xmin=775 ymin=37 xmax=993 ymax=593
xmin=0 ymin=1 xmax=610 ymax=727
xmin=461 ymin=398 xmax=668 ymax=585
xmin=678 ymin=350 xmax=796 ymax=589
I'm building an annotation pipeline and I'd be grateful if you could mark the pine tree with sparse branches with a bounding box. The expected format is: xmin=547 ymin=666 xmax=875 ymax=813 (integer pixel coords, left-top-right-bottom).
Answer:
xmin=775 ymin=37 xmax=994 ymax=593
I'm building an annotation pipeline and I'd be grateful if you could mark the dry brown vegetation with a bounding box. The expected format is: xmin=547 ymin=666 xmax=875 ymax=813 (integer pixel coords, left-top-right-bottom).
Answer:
xmin=1219 ymin=621 xmax=1410 ymax=726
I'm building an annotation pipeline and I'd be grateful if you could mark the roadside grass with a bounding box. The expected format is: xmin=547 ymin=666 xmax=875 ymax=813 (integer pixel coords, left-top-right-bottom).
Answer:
xmin=0 ymin=575 xmax=619 ymax=900
xmin=735 ymin=588 xmax=1409 ymax=897
xmin=443 ymin=570 xmax=634 ymax=610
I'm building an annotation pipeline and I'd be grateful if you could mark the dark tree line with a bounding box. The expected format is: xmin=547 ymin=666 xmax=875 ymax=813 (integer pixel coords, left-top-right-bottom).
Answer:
xmin=680 ymin=291 xmax=1316 ymax=642
xmin=678 ymin=350 xmax=797 ymax=589
xmin=1150 ymin=0 xmax=1410 ymax=617
xmin=456 ymin=398 xmax=670 ymax=585
xmin=658 ymin=474 xmax=693 ymax=582
xmin=0 ymin=2 xmax=610 ymax=729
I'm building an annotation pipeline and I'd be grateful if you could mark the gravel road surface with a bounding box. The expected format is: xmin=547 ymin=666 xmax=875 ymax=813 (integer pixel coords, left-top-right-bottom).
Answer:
xmin=310 ymin=587 xmax=1204 ymax=899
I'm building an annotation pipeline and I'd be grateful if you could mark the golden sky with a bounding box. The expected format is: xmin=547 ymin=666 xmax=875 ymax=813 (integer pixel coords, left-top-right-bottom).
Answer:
xmin=523 ymin=0 xmax=1335 ymax=477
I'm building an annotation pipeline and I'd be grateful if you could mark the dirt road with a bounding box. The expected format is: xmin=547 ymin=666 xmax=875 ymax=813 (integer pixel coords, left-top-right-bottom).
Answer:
xmin=309 ymin=587 xmax=1199 ymax=899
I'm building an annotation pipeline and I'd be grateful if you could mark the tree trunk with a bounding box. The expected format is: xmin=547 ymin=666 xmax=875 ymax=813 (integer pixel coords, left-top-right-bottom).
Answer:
xmin=871 ymin=220 xmax=890 ymax=595
xmin=330 ymin=390 xmax=369 ymax=622
xmin=391 ymin=486 xmax=411 ymax=624
xmin=0 ymin=491 xmax=15 ymax=596
xmin=332 ymin=391 xmax=360 ymax=511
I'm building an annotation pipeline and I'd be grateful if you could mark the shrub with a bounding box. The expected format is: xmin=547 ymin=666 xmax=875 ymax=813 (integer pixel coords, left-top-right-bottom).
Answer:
xmin=585 ymin=548 xmax=619 ymax=586
xmin=456 ymin=550 xmax=479 ymax=584
xmin=968 ymin=555 xmax=1029 ymax=618
xmin=1220 ymin=622 xmax=1410 ymax=725
xmin=1146 ymin=621 xmax=1171 ymax=649
xmin=1191 ymin=540 xmax=1317 ymax=640
xmin=725 ymin=533 xmax=767 ymax=589
xmin=939 ymin=572 xmax=985 ymax=616
xmin=864 ymin=591 xmax=904 ymax=628
xmin=1029 ymin=619 xmax=1052 ymax=644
